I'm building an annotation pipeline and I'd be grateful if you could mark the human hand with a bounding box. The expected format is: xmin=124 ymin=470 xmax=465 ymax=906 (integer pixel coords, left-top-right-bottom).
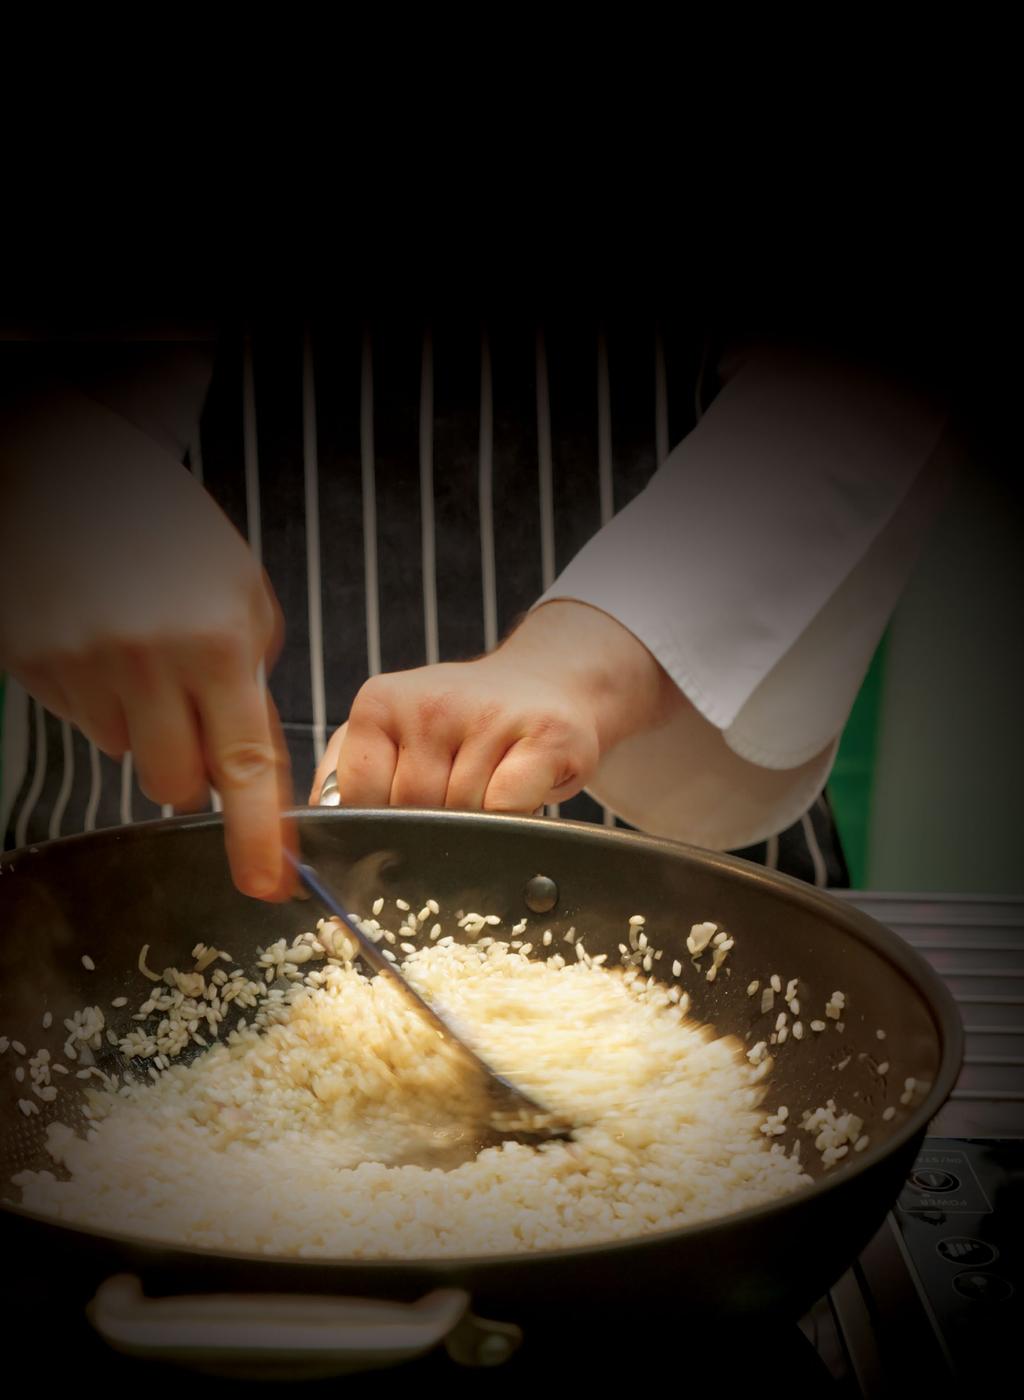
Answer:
xmin=0 ymin=379 xmax=293 ymax=899
xmin=310 ymin=602 xmax=680 ymax=813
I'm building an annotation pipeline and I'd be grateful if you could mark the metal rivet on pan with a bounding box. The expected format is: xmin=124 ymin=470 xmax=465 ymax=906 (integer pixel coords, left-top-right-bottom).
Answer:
xmin=524 ymin=875 xmax=558 ymax=914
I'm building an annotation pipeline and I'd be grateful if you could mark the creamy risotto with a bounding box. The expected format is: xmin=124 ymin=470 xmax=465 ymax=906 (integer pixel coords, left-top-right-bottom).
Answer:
xmin=11 ymin=904 xmax=816 ymax=1257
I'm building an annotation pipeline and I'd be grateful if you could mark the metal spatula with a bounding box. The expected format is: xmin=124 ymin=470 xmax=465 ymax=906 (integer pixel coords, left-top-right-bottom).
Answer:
xmin=284 ymin=849 xmax=572 ymax=1146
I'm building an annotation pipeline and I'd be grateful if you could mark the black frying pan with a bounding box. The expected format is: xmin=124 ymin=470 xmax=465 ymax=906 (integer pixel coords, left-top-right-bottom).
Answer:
xmin=0 ymin=810 xmax=962 ymax=1371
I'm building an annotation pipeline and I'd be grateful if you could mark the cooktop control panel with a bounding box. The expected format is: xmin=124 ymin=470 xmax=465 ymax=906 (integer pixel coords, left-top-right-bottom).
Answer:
xmin=891 ymin=1138 xmax=1021 ymax=1382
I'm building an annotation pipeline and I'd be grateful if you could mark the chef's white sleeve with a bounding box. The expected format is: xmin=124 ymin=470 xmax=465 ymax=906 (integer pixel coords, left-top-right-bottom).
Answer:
xmin=537 ymin=346 xmax=953 ymax=850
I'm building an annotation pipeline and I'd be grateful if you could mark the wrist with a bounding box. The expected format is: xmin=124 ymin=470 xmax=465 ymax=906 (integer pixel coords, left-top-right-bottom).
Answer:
xmin=499 ymin=601 xmax=680 ymax=754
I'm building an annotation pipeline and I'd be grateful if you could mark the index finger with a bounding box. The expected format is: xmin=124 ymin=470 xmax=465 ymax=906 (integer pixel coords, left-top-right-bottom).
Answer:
xmin=194 ymin=660 xmax=292 ymax=901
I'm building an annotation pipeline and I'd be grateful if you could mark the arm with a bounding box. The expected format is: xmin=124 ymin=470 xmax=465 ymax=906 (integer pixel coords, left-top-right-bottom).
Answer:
xmin=313 ymin=343 xmax=950 ymax=846
xmin=531 ymin=342 xmax=952 ymax=845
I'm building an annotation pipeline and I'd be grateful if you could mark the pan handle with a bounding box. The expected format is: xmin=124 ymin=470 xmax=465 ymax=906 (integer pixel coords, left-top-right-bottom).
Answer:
xmin=88 ymin=1274 xmax=521 ymax=1379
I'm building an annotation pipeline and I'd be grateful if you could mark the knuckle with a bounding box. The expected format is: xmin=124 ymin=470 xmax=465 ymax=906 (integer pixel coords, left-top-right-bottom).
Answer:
xmin=413 ymin=691 xmax=455 ymax=734
xmin=527 ymin=711 xmax=575 ymax=749
xmin=211 ymin=741 xmax=276 ymax=789
xmin=196 ymin=631 xmax=247 ymax=680
xmin=115 ymin=640 xmax=161 ymax=689
xmin=467 ymin=701 xmax=504 ymax=737
xmin=350 ymin=676 xmax=395 ymax=726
